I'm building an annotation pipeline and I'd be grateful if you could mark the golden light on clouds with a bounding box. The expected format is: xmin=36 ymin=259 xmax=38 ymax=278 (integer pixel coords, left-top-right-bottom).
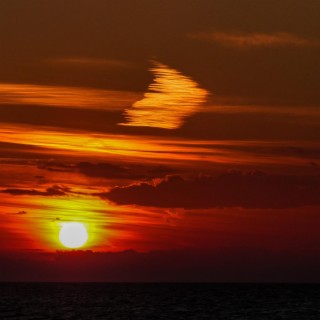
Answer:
xmin=0 ymin=124 xmax=219 ymax=162
xmin=0 ymin=83 xmax=139 ymax=110
xmin=121 ymin=61 xmax=208 ymax=129
xmin=0 ymin=193 xmax=100 ymax=250
xmin=0 ymin=124 xmax=312 ymax=167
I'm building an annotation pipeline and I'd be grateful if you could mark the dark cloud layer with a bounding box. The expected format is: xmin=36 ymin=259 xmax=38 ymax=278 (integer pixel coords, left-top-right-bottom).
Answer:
xmin=77 ymin=162 xmax=131 ymax=179
xmin=103 ymin=172 xmax=320 ymax=209
xmin=36 ymin=160 xmax=178 ymax=180
xmin=2 ymin=186 xmax=67 ymax=197
xmin=77 ymin=162 xmax=179 ymax=180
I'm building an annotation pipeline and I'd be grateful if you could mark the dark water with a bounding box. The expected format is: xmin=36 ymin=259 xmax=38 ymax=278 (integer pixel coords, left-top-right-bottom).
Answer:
xmin=0 ymin=283 xmax=319 ymax=319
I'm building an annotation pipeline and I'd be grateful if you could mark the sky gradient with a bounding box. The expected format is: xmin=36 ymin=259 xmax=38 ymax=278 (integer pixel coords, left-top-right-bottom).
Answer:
xmin=0 ymin=0 xmax=320 ymax=282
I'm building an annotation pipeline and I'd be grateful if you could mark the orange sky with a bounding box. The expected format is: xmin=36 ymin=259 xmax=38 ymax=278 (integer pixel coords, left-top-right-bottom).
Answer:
xmin=0 ymin=0 xmax=319 ymax=281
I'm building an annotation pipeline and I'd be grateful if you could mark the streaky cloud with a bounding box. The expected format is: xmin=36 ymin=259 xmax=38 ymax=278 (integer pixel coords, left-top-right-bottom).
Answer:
xmin=1 ymin=124 xmax=320 ymax=167
xmin=48 ymin=57 xmax=135 ymax=69
xmin=190 ymin=31 xmax=320 ymax=48
xmin=1 ymin=186 xmax=67 ymax=197
xmin=0 ymin=83 xmax=139 ymax=110
xmin=120 ymin=61 xmax=208 ymax=129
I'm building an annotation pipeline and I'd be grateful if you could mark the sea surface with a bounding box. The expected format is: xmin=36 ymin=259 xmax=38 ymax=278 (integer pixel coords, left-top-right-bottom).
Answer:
xmin=0 ymin=283 xmax=319 ymax=319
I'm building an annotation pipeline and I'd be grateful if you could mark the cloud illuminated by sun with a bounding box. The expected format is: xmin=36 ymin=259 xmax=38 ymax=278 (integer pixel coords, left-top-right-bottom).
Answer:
xmin=0 ymin=83 xmax=139 ymax=110
xmin=120 ymin=61 xmax=208 ymax=129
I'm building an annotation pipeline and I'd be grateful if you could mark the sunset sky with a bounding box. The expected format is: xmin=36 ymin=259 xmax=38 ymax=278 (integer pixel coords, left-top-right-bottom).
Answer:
xmin=1 ymin=0 xmax=320 ymax=282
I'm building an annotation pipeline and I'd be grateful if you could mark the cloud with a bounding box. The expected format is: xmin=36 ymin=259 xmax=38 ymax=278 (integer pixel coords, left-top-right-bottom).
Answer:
xmin=47 ymin=57 xmax=135 ymax=69
xmin=36 ymin=160 xmax=178 ymax=180
xmin=147 ymin=165 xmax=178 ymax=178
xmin=101 ymin=172 xmax=320 ymax=209
xmin=38 ymin=161 xmax=75 ymax=173
xmin=190 ymin=31 xmax=320 ymax=48
xmin=120 ymin=61 xmax=208 ymax=129
xmin=78 ymin=162 xmax=181 ymax=180
xmin=0 ymin=83 xmax=139 ymax=110
xmin=16 ymin=210 xmax=27 ymax=215
xmin=77 ymin=162 xmax=132 ymax=179
xmin=2 ymin=123 xmax=319 ymax=167
xmin=1 ymin=185 xmax=67 ymax=196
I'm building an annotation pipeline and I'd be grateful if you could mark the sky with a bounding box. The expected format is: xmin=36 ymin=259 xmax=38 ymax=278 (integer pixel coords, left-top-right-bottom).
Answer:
xmin=0 ymin=0 xmax=320 ymax=282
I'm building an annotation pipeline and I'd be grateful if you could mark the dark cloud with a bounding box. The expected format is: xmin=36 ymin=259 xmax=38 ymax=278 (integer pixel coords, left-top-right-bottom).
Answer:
xmin=77 ymin=162 xmax=179 ymax=180
xmin=1 ymin=185 xmax=67 ymax=197
xmin=102 ymin=171 xmax=320 ymax=209
xmin=147 ymin=165 xmax=178 ymax=178
xmin=77 ymin=162 xmax=131 ymax=179
xmin=38 ymin=161 xmax=75 ymax=173
xmin=36 ymin=160 xmax=180 ymax=180
xmin=15 ymin=210 xmax=27 ymax=215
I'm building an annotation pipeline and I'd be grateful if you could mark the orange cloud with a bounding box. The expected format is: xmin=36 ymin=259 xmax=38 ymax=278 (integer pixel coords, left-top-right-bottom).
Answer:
xmin=0 ymin=124 xmax=317 ymax=167
xmin=120 ymin=61 xmax=208 ymax=129
xmin=0 ymin=83 xmax=140 ymax=110
xmin=190 ymin=31 xmax=320 ymax=48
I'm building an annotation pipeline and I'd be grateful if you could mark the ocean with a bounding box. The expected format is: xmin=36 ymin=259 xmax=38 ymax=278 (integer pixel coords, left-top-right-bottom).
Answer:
xmin=0 ymin=283 xmax=319 ymax=319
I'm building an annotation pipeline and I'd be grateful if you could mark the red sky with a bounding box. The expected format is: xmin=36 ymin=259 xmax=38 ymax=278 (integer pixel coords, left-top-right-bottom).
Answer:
xmin=0 ymin=0 xmax=319 ymax=282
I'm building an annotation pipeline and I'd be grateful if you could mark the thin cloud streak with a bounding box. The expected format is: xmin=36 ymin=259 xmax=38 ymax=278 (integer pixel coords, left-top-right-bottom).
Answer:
xmin=190 ymin=31 xmax=320 ymax=48
xmin=121 ymin=61 xmax=208 ymax=129
xmin=48 ymin=57 xmax=135 ymax=69
xmin=0 ymin=83 xmax=140 ymax=110
xmin=0 ymin=124 xmax=317 ymax=167
xmin=0 ymin=124 xmax=242 ymax=163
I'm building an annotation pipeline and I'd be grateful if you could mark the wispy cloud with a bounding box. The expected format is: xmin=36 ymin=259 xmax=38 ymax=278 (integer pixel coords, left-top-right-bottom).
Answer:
xmin=120 ymin=61 xmax=208 ymax=129
xmin=1 ymin=186 xmax=67 ymax=197
xmin=190 ymin=31 xmax=320 ymax=48
xmin=1 ymin=124 xmax=318 ymax=167
xmin=48 ymin=57 xmax=135 ymax=69
xmin=0 ymin=83 xmax=139 ymax=110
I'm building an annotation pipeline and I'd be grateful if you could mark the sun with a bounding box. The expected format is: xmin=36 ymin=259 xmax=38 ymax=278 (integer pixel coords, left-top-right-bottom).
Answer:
xmin=59 ymin=222 xmax=88 ymax=249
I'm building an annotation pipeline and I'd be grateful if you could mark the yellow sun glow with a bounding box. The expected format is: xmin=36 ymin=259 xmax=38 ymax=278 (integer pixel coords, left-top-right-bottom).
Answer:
xmin=59 ymin=222 xmax=88 ymax=249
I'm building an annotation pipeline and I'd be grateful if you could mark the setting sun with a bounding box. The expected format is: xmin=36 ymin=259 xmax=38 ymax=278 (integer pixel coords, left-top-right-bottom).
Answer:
xmin=59 ymin=222 xmax=88 ymax=249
